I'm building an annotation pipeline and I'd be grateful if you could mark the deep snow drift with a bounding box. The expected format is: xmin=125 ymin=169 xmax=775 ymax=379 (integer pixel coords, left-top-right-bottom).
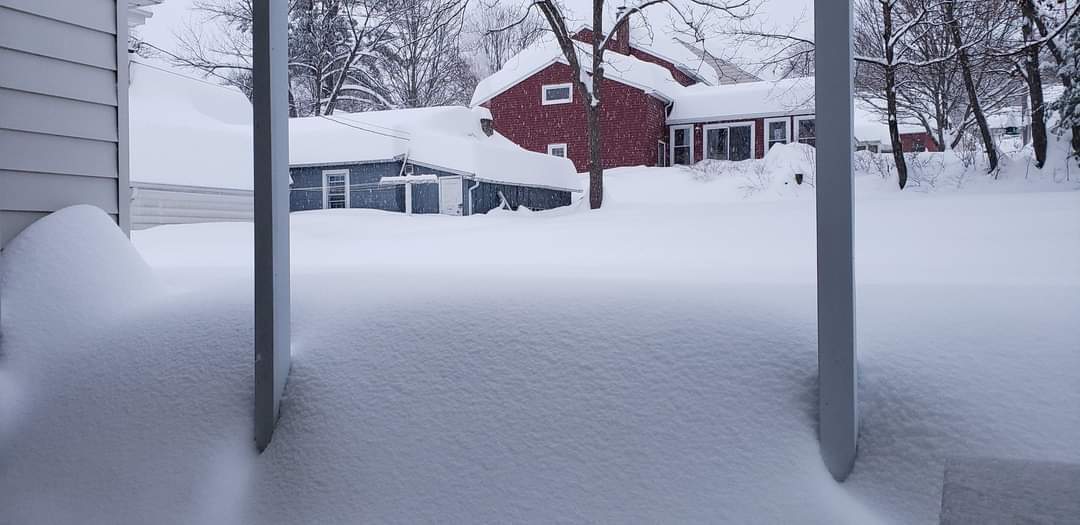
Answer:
xmin=1 ymin=176 xmax=1079 ymax=523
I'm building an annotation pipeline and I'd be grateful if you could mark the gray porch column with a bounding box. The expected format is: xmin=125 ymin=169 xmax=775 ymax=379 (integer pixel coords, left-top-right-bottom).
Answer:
xmin=814 ymin=0 xmax=858 ymax=480
xmin=253 ymin=0 xmax=291 ymax=452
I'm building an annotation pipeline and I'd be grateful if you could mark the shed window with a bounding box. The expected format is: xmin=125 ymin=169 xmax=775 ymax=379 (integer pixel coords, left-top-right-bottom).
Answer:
xmin=547 ymin=143 xmax=568 ymax=157
xmin=542 ymin=83 xmax=573 ymax=105
xmin=323 ymin=170 xmax=350 ymax=209
xmin=796 ymin=116 xmax=816 ymax=147
xmin=766 ymin=118 xmax=790 ymax=150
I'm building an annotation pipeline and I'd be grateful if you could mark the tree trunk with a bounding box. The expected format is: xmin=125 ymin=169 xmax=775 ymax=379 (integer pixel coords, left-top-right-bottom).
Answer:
xmin=882 ymin=1 xmax=908 ymax=189
xmin=1019 ymin=0 xmax=1048 ymax=167
xmin=588 ymin=0 xmax=604 ymax=209
xmin=587 ymin=106 xmax=603 ymax=208
xmin=1027 ymin=2 xmax=1080 ymax=158
xmin=945 ymin=0 xmax=998 ymax=172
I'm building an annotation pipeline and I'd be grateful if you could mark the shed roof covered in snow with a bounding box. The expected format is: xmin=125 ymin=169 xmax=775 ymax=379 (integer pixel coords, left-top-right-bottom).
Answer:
xmin=130 ymin=61 xmax=254 ymax=190
xmin=666 ymin=77 xmax=815 ymax=124
xmin=470 ymin=37 xmax=686 ymax=106
xmin=289 ymin=106 xmax=581 ymax=192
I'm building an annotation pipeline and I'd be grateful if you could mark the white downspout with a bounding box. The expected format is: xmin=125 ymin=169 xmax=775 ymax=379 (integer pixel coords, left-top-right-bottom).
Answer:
xmin=467 ymin=179 xmax=480 ymax=215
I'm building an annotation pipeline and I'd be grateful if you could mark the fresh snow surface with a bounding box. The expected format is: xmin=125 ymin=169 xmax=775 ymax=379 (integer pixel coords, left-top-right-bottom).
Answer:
xmin=2 ymin=149 xmax=1079 ymax=522
xmin=667 ymin=77 xmax=814 ymax=123
xmin=129 ymin=62 xmax=254 ymax=190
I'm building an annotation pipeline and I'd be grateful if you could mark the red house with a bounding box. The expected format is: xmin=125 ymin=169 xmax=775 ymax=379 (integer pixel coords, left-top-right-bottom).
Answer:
xmin=471 ymin=25 xmax=816 ymax=173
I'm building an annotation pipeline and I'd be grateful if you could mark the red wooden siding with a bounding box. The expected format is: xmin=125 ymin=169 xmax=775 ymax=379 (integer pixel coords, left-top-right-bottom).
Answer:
xmin=899 ymin=131 xmax=941 ymax=152
xmin=484 ymin=62 xmax=668 ymax=173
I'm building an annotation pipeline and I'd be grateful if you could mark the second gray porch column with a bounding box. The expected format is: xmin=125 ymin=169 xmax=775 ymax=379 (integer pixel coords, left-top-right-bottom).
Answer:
xmin=814 ymin=0 xmax=858 ymax=481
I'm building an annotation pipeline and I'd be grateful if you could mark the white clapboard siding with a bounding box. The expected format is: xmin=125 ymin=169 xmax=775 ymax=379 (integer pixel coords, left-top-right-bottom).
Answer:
xmin=130 ymin=182 xmax=254 ymax=230
xmin=0 ymin=0 xmax=127 ymax=248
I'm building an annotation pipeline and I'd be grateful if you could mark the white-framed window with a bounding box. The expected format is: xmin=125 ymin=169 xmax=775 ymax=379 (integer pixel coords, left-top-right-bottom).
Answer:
xmin=547 ymin=143 xmax=568 ymax=158
xmin=703 ymin=121 xmax=755 ymax=161
xmin=795 ymin=115 xmax=816 ymax=147
xmin=765 ymin=117 xmax=790 ymax=150
xmin=657 ymin=141 xmax=668 ymax=167
xmin=541 ymin=83 xmax=573 ymax=105
xmin=322 ymin=169 xmax=350 ymax=209
xmin=670 ymin=125 xmax=694 ymax=165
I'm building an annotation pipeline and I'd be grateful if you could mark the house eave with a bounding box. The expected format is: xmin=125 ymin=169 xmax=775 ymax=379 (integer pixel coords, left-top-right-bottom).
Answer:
xmin=666 ymin=109 xmax=815 ymax=126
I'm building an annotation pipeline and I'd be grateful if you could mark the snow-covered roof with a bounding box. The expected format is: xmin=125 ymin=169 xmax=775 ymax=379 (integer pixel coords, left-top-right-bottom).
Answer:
xmin=130 ymin=61 xmax=255 ymax=190
xmin=470 ymin=37 xmax=685 ymax=106
xmin=666 ymin=77 xmax=815 ymax=124
xmin=289 ymin=106 xmax=581 ymax=192
xmin=625 ymin=24 xmax=760 ymax=86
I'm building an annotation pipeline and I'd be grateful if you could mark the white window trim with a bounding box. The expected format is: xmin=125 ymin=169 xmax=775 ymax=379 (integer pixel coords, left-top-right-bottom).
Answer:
xmin=702 ymin=121 xmax=756 ymax=161
xmin=795 ymin=115 xmax=816 ymax=144
xmin=541 ymin=83 xmax=573 ymax=105
xmin=547 ymin=143 xmax=568 ymax=157
xmin=669 ymin=125 xmax=694 ymax=165
xmin=657 ymin=140 xmax=667 ymax=167
xmin=322 ymin=169 xmax=350 ymax=209
xmin=764 ymin=116 xmax=791 ymax=149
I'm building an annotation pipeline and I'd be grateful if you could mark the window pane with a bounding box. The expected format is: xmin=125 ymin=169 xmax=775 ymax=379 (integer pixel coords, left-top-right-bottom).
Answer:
xmin=707 ymin=128 xmax=728 ymax=160
xmin=730 ymin=125 xmax=752 ymax=161
xmin=768 ymin=121 xmax=787 ymax=144
xmin=673 ymin=127 xmax=689 ymax=147
xmin=545 ymin=86 xmax=570 ymax=100
xmin=797 ymin=118 xmax=816 ymax=147
xmin=673 ymin=145 xmax=691 ymax=165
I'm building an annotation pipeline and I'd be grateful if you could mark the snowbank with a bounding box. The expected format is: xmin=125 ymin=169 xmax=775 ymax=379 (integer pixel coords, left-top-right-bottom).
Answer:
xmin=2 ymin=186 xmax=1079 ymax=522
xmin=0 ymin=205 xmax=161 ymax=323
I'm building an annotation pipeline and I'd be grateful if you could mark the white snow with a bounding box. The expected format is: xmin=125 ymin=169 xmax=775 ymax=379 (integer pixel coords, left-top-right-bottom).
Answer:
xmin=2 ymin=152 xmax=1078 ymax=522
xmin=129 ymin=61 xmax=254 ymax=190
xmin=290 ymin=106 xmax=581 ymax=192
xmin=667 ymin=76 xmax=815 ymax=124
xmin=471 ymin=37 xmax=686 ymax=106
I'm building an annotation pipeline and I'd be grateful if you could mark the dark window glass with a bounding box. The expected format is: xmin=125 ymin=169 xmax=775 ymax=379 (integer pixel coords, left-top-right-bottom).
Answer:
xmin=729 ymin=125 xmax=752 ymax=161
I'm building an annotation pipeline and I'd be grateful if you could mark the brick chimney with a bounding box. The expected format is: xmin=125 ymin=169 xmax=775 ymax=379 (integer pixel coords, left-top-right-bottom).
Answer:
xmin=612 ymin=6 xmax=631 ymax=55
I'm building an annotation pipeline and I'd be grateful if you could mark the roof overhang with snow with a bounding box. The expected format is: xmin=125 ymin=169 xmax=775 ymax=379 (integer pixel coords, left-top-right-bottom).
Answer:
xmin=665 ymin=77 xmax=816 ymax=125
xmin=470 ymin=39 xmax=684 ymax=107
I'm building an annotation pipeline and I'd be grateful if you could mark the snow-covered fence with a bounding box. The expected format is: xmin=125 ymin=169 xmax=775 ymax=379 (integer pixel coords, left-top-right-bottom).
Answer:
xmin=129 ymin=181 xmax=253 ymax=230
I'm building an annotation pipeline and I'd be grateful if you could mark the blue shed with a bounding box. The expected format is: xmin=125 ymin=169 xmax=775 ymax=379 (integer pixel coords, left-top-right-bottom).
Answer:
xmin=288 ymin=107 xmax=581 ymax=216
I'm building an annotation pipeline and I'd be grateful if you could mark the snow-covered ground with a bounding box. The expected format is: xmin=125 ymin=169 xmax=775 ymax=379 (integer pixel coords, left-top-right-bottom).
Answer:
xmin=2 ymin=161 xmax=1078 ymax=523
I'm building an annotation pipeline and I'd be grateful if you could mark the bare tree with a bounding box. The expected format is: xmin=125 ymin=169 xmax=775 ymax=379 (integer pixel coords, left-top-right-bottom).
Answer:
xmin=996 ymin=0 xmax=1079 ymax=166
xmin=498 ymin=0 xmax=757 ymax=209
xmin=467 ymin=0 xmax=545 ymax=78
xmin=854 ymin=0 xmax=951 ymax=189
xmin=166 ymin=0 xmax=402 ymax=116
xmin=373 ymin=0 xmax=476 ymax=108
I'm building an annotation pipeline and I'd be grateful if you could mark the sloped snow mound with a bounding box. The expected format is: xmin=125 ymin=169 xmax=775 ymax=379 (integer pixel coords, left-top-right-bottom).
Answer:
xmin=0 ymin=205 xmax=161 ymax=324
xmin=763 ymin=142 xmax=817 ymax=184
